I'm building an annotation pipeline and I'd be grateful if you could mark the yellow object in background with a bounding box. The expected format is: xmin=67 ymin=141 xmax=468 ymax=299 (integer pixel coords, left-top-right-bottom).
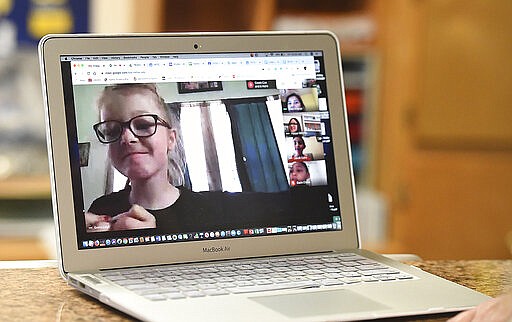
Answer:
xmin=0 ymin=0 xmax=13 ymax=15
xmin=27 ymin=7 xmax=73 ymax=38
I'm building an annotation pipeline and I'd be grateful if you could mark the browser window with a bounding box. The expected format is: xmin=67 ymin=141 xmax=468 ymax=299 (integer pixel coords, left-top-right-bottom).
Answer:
xmin=59 ymin=51 xmax=342 ymax=250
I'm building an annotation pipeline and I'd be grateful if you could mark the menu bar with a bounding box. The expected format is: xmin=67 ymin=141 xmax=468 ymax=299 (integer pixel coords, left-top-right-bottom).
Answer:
xmin=68 ymin=55 xmax=317 ymax=87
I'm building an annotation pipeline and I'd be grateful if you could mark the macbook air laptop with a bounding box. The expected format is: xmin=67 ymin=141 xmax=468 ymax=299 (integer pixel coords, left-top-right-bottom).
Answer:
xmin=38 ymin=31 xmax=488 ymax=321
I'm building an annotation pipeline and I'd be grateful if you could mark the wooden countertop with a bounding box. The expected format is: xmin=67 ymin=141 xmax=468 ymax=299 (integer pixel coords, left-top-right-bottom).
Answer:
xmin=0 ymin=260 xmax=510 ymax=321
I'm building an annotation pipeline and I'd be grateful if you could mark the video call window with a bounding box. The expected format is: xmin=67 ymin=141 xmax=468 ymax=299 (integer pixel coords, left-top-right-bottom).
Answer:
xmin=61 ymin=52 xmax=341 ymax=247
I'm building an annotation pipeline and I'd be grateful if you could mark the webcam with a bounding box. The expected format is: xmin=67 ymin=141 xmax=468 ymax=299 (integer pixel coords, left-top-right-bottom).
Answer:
xmin=193 ymin=43 xmax=200 ymax=49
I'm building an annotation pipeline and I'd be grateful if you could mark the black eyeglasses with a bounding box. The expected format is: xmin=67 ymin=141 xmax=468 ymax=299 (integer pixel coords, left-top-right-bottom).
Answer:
xmin=93 ymin=114 xmax=171 ymax=144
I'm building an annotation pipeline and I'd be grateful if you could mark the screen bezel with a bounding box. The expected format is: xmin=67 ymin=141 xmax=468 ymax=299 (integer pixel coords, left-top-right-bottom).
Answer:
xmin=39 ymin=31 xmax=360 ymax=273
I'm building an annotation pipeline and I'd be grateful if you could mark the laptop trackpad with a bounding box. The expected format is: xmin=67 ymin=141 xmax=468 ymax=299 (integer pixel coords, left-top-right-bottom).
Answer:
xmin=251 ymin=289 xmax=389 ymax=318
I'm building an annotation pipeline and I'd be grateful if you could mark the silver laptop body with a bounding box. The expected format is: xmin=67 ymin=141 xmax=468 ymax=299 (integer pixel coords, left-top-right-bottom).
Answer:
xmin=39 ymin=31 xmax=488 ymax=321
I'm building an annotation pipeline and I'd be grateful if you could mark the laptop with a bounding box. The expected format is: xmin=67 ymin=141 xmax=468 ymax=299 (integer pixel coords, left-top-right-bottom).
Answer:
xmin=38 ymin=31 xmax=489 ymax=321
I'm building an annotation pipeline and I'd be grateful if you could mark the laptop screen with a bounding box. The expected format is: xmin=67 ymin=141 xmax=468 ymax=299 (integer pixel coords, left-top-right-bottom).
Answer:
xmin=60 ymin=50 xmax=343 ymax=250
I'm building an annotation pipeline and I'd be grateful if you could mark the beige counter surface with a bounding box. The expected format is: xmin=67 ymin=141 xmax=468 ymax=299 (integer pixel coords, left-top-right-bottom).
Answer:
xmin=0 ymin=260 xmax=510 ymax=321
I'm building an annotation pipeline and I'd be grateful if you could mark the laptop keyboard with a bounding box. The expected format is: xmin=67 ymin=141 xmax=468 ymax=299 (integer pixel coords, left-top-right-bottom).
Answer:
xmin=99 ymin=253 xmax=415 ymax=301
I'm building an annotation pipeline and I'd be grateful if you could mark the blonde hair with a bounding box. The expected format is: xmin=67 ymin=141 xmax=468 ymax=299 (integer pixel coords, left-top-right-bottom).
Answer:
xmin=97 ymin=83 xmax=168 ymax=121
xmin=97 ymin=83 xmax=187 ymax=187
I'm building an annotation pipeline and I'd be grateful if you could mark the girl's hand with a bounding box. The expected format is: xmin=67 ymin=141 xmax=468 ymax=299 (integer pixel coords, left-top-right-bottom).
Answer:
xmin=448 ymin=291 xmax=512 ymax=322
xmin=110 ymin=205 xmax=156 ymax=231
xmin=85 ymin=213 xmax=112 ymax=232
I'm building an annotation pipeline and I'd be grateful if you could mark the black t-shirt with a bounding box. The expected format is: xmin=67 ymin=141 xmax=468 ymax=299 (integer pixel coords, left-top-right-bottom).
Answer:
xmin=88 ymin=186 xmax=330 ymax=234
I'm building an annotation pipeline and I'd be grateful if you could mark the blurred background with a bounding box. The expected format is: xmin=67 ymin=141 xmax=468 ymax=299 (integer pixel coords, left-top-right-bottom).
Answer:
xmin=0 ymin=0 xmax=510 ymax=260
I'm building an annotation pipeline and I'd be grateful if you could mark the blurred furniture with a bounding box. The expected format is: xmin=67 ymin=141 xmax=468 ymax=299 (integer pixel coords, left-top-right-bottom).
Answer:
xmin=0 ymin=237 xmax=49 ymax=260
xmin=0 ymin=259 xmax=509 ymax=321
xmin=375 ymin=0 xmax=512 ymax=259
xmin=0 ymin=176 xmax=53 ymax=260
xmin=0 ymin=217 xmax=55 ymax=260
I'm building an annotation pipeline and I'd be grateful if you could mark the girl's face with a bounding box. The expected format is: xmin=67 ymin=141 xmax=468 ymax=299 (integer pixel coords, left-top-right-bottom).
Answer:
xmin=289 ymin=163 xmax=310 ymax=182
xmin=293 ymin=136 xmax=305 ymax=154
xmin=287 ymin=96 xmax=302 ymax=110
xmin=100 ymin=89 xmax=175 ymax=182
xmin=288 ymin=120 xmax=299 ymax=133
